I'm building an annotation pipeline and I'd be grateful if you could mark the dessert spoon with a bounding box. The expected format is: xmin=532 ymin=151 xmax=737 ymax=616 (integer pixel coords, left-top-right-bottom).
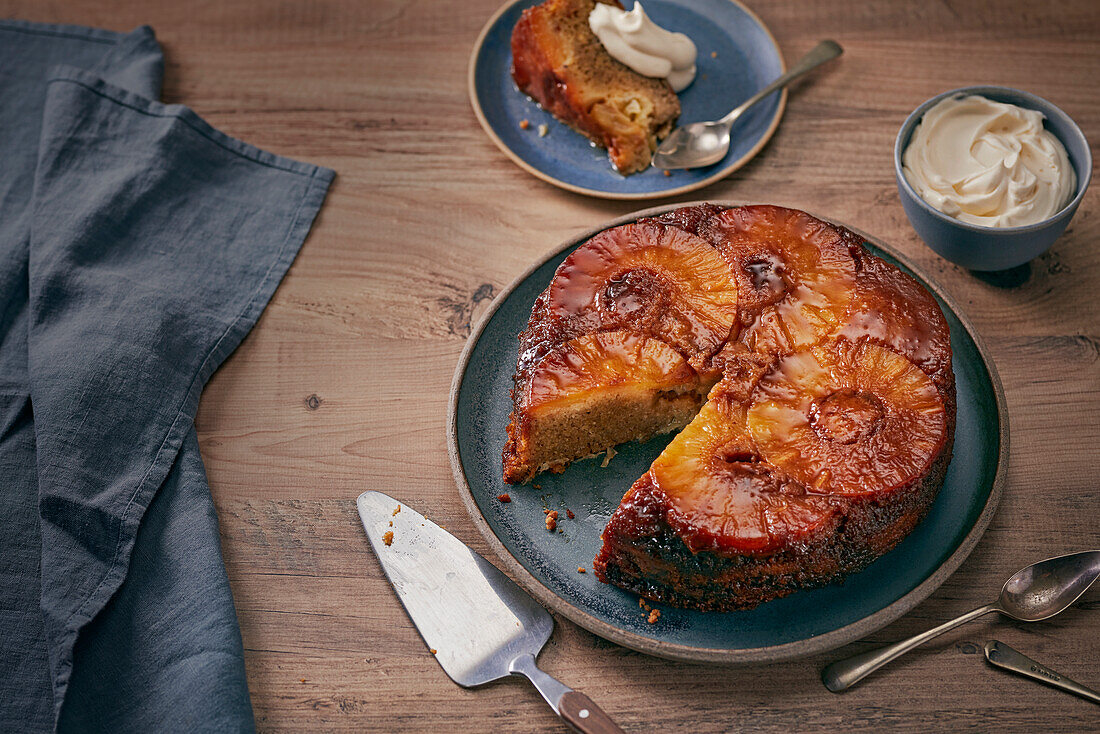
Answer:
xmin=821 ymin=550 xmax=1100 ymax=693
xmin=652 ymin=39 xmax=843 ymax=170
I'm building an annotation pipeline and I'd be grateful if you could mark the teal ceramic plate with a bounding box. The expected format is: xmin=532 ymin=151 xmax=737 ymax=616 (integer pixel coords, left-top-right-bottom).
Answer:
xmin=447 ymin=203 xmax=1008 ymax=663
xmin=468 ymin=0 xmax=786 ymax=199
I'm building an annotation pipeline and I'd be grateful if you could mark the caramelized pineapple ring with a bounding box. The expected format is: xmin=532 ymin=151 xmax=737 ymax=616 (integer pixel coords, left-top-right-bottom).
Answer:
xmin=650 ymin=401 xmax=838 ymax=554
xmin=525 ymin=330 xmax=698 ymax=412
xmin=547 ymin=222 xmax=739 ymax=370
xmin=747 ymin=342 xmax=947 ymax=497
xmin=840 ymin=252 xmax=954 ymax=390
xmin=699 ymin=205 xmax=856 ymax=355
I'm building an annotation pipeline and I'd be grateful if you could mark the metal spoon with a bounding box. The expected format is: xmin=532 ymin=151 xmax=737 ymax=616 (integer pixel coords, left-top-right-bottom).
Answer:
xmin=984 ymin=640 xmax=1100 ymax=706
xmin=652 ymin=40 xmax=843 ymax=170
xmin=821 ymin=550 xmax=1100 ymax=693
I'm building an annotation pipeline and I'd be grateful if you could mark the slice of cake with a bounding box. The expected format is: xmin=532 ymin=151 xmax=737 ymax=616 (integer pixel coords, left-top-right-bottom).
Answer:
xmin=503 ymin=221 xmax=739 ymax=483
xmin=511 ymin=0 xmax=681 ymax=174
xmin=504 ymin=330 xmax=709 ymax=484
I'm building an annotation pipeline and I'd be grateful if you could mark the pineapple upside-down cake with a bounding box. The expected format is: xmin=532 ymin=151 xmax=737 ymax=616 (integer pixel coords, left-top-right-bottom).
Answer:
xmin=503 ymin=205 xmax=955 ymax=611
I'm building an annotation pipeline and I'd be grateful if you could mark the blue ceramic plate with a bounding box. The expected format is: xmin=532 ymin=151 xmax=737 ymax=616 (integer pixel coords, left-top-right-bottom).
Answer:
xmin=448 ymin=204 xmax=1008 ymax=663
xmin=468 ymin=0 xmax=787 ymax=199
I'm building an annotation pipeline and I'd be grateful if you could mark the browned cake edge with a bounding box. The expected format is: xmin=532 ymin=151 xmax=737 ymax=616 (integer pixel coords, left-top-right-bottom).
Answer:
xmin=592 ymin=420 xmax=955 ymax=611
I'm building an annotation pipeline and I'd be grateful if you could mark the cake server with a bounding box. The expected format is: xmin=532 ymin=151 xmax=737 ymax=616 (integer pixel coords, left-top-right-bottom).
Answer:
xmin=357 ymin=491 xmax=625 ymax=734
xmin=984 ymin=640 xmax=1100 ymax=705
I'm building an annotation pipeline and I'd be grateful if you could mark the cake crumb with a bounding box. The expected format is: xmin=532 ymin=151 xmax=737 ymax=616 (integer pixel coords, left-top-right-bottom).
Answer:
xmin=538 ymin=123 xmax=549 ymax=137
xmin=545 ymin=511 xmax=558 ymax=532
xmin=382 ymin=530 xmax=394 ymax=546
xmin=662 ymin=169 xmax=672 ymax=177
xmin=430 ymin=648 xmax=437 ymax=655
xmin=533 ymin=483 xmax=541 ymax=490
xmin=566 ymin=508 xmax=575 ymax=520
xmin=497 ymin=493 xmax=512 ymax=503
xmin=577 ymin=566 xmax=586 ymax=574
xmin=647 ymin=609 xmax=661 ymax=624
xmin=639 ymin=598 xmax=651 ymax=611
xmin=388 ymin=521 xmax=392 ymax=527
xmin=601 ymin=446 xmax=617 ymax=467
xmin=519 ymin=119 xmax=530 ymax=130
xmin=711 ymin=51 xmax=718 ymax=58
xmin=392 ymin=505 xmax=401 ymax=517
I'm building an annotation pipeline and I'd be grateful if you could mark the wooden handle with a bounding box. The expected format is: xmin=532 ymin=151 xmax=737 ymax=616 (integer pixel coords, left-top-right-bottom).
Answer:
xmin=558 ymin=690 xmax=625 ymax=734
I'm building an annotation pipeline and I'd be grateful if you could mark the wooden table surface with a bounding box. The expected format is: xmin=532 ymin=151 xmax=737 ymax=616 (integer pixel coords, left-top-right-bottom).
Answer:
xmin=8 ymin=0 xmax=1100 ymax=730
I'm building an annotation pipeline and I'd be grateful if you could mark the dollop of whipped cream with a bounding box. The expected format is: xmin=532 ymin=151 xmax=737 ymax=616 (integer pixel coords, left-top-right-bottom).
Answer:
xmin=588 ymin=2 xmax=697 ymax=92
xmin=902 ymin=94 xmax=1076 ymax=228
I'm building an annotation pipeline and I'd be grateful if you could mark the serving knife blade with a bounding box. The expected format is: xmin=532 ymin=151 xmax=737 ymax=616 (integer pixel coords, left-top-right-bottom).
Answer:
xmin=357 ymin=490 xmax=625 ymax=733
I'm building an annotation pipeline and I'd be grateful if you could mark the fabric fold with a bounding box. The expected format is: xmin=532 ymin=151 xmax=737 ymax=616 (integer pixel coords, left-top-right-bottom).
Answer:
xmin=1 ymin=20 xmax=334 ymax=732
xmin=29 ymin=67 xmax=334 ymax=721
xmin=60 ymin=429 xmax=254 ymax=732
xmin=1 ymin=23 xmax=170 ymax=731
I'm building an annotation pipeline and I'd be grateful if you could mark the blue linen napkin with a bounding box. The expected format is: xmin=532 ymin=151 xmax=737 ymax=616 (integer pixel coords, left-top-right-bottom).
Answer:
xmin=0 ymin=21 xmax=334 ymax=731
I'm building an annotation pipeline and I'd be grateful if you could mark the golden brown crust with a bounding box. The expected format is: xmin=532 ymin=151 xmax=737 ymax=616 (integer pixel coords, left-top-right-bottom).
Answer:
xmin=511 ymin=0 xmax=681 ymax=174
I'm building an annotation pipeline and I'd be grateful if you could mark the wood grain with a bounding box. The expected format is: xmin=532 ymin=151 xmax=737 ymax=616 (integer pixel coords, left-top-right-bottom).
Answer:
xmin=4 ymin=0 xmax=1099 ymax=730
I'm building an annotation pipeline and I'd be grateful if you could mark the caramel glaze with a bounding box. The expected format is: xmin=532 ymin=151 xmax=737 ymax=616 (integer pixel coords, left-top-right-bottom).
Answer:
xmin=512 ymin=222 xmax=738 ymax=382
xmin=504 ymin=221 xmax=739 ymax=483
xmin=640 ymin=203 xmax=724 ymax=236
xmin=699 ymin=205 xmax=861 ymax=320
xmin=843 ymin=247 xmax=955 ymax=408
xmin=505 ymin=203 xmax=956 ymax=610
xmin=545 ymin=223 xmax=740 ymax=370
xmin=511 ymin=2 xmax=608 ymax=152
xmin=810 ymin=388 xmax=885 ymax=445
xmin=593 ymin=439 xmax=951 ymax=611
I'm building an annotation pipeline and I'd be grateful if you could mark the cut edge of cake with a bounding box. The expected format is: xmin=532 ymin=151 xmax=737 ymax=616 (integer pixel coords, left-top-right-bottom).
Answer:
xmin=503 ymin=328 xmax=722 ymax=484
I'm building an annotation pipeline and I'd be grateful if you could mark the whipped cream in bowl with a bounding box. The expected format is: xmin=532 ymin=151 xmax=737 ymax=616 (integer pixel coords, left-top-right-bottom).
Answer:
xmin=894 ymin=86 xmax=1090 ymax=271
xmin=588 ymin=1 xmax=697 ymax=92
xmin=902 ymin=94 xmax=1076 ymax=228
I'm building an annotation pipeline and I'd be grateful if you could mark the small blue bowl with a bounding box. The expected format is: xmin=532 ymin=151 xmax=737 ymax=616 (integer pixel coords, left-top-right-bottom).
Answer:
xmin=895 ymin=86 xmax=1091 ymax=271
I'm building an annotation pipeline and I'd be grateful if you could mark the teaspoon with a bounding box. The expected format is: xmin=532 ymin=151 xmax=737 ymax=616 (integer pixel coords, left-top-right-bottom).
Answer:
xmin=821 ymin=550 xmax=1100 ymax=693
xmin=652 ymin=40 xmax=843 ymax=170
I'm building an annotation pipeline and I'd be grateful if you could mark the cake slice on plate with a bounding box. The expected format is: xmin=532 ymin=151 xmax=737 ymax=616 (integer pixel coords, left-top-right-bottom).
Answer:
xmin=511 ymin=0 xmax=681 ymax=174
